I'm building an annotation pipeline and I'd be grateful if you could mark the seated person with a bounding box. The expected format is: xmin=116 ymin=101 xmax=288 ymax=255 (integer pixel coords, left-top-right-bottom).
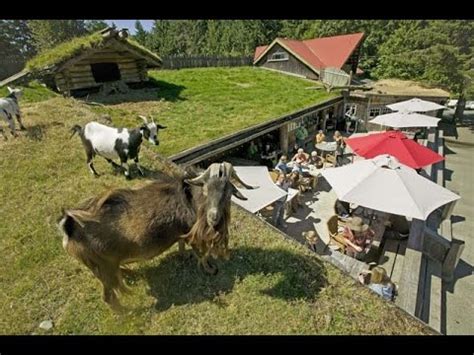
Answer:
xmin=340 ymin=217 xmax=374 ymax=260
xmin=289 ymin=169 xmax=312 ymax=193
xmin=315 ymin=130 xmax=326 ymax=145
xmin=308 ymin=151 xmax=324 ymax=169
xmin=274 ymin=155 xmax=290 ymax=174
xmin=247 ymin=140 xmax=259 ymax=161
xmin=385 ymin=213 xmax=410 ymax=239
xmin=260 ymin=143 xmax=277 ymax=169
xmin=358 ymin=266 xmax=396 ymax=301
xmin=291 ymin=148 xmax=310 ymax=166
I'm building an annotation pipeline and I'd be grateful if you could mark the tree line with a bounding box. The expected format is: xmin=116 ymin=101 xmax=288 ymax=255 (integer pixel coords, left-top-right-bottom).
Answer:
xmin=1 ymin=19 xmax=472 ymax=105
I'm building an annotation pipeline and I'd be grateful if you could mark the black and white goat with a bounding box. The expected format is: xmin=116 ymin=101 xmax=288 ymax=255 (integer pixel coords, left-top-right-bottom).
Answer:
xmin=0 ymin=87 xmax=25 ymax=140
xmin=71 ymin=115 xmax=166 ymax=178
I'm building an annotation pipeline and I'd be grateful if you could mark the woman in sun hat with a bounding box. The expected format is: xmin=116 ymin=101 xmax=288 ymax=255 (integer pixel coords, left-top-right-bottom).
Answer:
xmin=342 ymin=216 xmax=375 ymax=260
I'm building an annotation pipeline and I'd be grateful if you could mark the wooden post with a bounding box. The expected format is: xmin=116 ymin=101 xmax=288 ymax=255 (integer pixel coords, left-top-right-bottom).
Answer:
xmin=396 ymin=219 xmax=427 ymax=317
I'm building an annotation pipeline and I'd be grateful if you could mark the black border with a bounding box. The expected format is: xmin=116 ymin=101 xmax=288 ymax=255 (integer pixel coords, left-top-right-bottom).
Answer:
xmin=1 ymin=5 xmax=473 ymax=354
xmin=0 ymin=335 xmax=473 ymax=354
xmin=1 ymin=1 xmax=473 ymax=20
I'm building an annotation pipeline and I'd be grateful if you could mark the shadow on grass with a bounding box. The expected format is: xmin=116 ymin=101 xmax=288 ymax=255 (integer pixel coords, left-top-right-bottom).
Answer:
xmin=76 ymin=78 xmax=186 ymax=105
xmin=141 ymin=246 xmax=328 ymax=312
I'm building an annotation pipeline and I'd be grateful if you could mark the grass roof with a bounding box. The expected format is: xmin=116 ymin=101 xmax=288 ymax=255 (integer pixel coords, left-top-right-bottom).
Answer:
xmin=25 ymin=31 xmax=161 ymax=72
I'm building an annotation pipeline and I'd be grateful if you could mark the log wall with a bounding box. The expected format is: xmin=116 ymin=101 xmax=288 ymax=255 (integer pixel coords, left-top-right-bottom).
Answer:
xmin=54 ymin=48 xmax=148 ymax=92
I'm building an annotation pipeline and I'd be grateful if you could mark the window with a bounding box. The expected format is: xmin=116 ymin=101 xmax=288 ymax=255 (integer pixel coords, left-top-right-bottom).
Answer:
xmin=369 ymin=106 xmax=392 ymax=118
xmin=268 ymin=51 xmax=289 ymax=62
xmin=90 ymin=62 xmax=121 ymax=83
xmin=369 ymin=108 xmax=381 ymax=118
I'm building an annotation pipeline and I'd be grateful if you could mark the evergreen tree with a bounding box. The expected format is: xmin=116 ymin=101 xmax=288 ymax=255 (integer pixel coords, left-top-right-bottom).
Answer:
xmin=0 ymin=20 xmax=36 ymax=58
xmin=134 ymin=20 xmax=148 ymax=46
xmin=28 ymin=20 xmax=88 ymax=52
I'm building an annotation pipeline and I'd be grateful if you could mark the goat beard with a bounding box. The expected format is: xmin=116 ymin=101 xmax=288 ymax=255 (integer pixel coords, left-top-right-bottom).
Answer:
xmin=183 ymin=204 xmax=231 ymax=261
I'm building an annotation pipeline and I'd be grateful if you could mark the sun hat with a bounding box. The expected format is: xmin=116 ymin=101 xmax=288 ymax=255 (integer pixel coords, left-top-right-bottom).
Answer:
xmin=347 ymin=217 xmax=369 ymax=233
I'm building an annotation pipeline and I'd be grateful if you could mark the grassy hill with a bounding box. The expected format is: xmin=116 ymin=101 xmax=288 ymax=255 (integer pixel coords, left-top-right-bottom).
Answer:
xmin=0 ymin=67 xmax=433 ymax=334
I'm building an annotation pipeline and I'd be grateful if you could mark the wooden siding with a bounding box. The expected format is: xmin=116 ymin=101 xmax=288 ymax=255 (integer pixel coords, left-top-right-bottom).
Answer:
xmin=53 ymin=45 xmax=148 ymax=92
xmin=257 ymin=43 xmax=318 ymax=80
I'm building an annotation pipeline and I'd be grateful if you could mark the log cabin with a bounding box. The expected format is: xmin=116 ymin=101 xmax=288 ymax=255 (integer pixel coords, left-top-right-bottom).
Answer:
xmin=0 ymin=27 xmax=162 ymax=95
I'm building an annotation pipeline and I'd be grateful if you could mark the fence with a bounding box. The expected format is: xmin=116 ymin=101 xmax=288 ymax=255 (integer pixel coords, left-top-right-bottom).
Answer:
xmin=320 ymin=67 xmax=351 ymax=87
xmin=162 ymin=56 xmax=253 ymax=70
xmin=0 ymin=57 xmax=25 ymax=81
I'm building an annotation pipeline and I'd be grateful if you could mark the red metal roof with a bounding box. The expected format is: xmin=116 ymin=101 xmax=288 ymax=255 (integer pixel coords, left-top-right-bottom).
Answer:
xmin=279 ymin=38 xmax=325 ymax=69
xmin=254 ymin=32 xmax=365 ymax=72
xmin=254 ymin=45 xmax=268 ymax=61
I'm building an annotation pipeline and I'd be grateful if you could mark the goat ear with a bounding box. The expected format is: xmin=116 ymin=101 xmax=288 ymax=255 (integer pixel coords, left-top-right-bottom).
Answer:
xmin=157 ymin=124 xmax=167 ymax=129
xmin=231 ymin=184 xmax=248 ymax=200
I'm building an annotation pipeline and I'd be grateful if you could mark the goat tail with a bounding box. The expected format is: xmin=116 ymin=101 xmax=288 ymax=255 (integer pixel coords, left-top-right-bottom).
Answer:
xmin=70 ymin=124 xmax=82 ymax=139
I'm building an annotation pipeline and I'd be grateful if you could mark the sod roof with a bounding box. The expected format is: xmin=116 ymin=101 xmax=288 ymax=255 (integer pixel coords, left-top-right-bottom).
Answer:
xmin=25 ymin=27 xmax=162 ymax=73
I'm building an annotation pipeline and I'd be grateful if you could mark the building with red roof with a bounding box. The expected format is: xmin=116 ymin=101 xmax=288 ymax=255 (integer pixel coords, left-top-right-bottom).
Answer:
xmin=253 ymin=32 xmax=365 ymax=81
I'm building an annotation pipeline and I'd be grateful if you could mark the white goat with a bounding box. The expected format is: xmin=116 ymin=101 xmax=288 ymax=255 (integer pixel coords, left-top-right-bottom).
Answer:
xmin=0 ymin=87 xmax=25 ymax=140
xmin=70 ymin=115 xmax=166 ymax=178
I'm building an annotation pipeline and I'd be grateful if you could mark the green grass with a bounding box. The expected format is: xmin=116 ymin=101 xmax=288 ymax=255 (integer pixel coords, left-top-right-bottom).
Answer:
xmin=0 ymin=68 xmax=434 ymax=334
xmin=0 ymin=81 xmax=58 ymax=104
xmin=86 ymin=67 xmax=339 ymax=156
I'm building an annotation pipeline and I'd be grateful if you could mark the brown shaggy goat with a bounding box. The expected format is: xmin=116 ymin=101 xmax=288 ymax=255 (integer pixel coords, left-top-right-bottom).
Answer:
xmin=57 ymin=162 xmax=256 ymax=311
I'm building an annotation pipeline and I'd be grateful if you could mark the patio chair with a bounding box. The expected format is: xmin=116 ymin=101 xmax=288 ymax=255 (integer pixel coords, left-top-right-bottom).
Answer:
xmin=326 ymin=215 xmax=349 ymax=252
xmin=324 ymin=153 xmax=336 ymax=168
xmin=269 ymin=170 xmax=280 ymax=183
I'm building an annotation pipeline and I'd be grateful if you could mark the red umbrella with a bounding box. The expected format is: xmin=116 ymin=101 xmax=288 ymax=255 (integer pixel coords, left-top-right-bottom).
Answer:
xmin=345 ymin=130 xmax=444 ymax=169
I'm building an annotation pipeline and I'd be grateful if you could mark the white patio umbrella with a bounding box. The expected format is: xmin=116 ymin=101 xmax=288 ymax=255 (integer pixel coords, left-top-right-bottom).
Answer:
xmin=386 ymin=98 xmax=445 ymax=112
xmin=369 ymin=110 xmax=440 ymax=128
xmin=321 ymin=155 xmax=460 ymax=220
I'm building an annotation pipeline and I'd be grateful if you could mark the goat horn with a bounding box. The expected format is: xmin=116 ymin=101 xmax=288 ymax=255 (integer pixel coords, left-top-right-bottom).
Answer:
xmin=139 ymin=115 xmax=148 ymax=124
xmin=185 ymin=167 xmax=211 ymax=186
xmin=231 ymin=183 xmax=248 ymax=200
xmin=222 ymin=162 xmax=258 ymax=189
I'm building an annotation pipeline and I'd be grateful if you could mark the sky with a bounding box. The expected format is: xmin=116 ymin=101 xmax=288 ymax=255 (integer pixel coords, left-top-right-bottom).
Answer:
xmin=104 ymin=20 xmax=154 ymax=34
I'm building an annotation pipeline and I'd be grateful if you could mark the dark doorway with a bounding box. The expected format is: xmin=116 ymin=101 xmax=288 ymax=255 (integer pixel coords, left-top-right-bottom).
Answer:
xmin=90 ymin=62 xmax=121 ymax=83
